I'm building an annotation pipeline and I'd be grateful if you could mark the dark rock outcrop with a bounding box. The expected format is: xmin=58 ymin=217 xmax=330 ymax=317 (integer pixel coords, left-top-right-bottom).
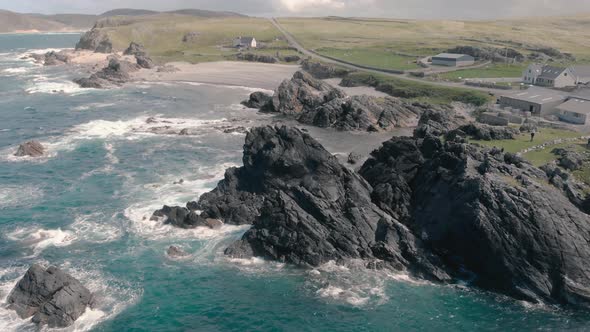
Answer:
xmin=15 ymin=141 xmax=45 ymax=157
xmin=135 ymin=54 xmax=155 ymax=69
xmin=7 ymin=265 xmax=93 ymax=328
xmin=447 ymin=45 xmax=525 ymax=62
xmin=552 ymin=148 xmax=585 ymax=171
xmin=301 ymin=59 xmax=351 ymax=79
xmin=282 ymin=55 xmax=301 ymax=63
xmin=413 ymin=107 xmax=468 ymax=138
xmin=447 ymin=123 xmax=519 ymax=141
xmin=74 ymin=58 xmax=138 ymax=88
xmin=358 ymin=132 xmax=590 ymax=307
xmin=255 ymin=71 xmax=426 ymax=132
xmin=237 ymin=53 xmax=278 ymax=64
xmin=76 ymin=28 xmax=112 ymax=53
xmin=30 ymin=51 xmax=71 ymax=66
xmin=123 ymin=42 xmax=147 ymax=56
xmin=242 ymin=91 xmax=273 ymax=109
xmin=182 ymin=32 xmax=200 ymax=43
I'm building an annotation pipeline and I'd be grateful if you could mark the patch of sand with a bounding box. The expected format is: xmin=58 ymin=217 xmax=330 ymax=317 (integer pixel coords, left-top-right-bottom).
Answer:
xmin=133 ymin=61 xmax=299 ymax=91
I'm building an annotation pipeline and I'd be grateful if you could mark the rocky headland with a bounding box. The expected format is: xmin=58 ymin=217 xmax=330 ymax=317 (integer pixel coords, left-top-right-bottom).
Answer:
xmin=151 ymin=109 xmax=590 ymax=309
xmin=6 ymin=265 xmax=93 ymax=328
xmin=243 ymin=70 xmax=447 ymax=132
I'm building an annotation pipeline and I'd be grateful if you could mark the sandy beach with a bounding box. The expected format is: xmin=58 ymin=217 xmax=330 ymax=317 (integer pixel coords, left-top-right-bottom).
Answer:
xmin=133 ymin=61 xmax=299 ymax=91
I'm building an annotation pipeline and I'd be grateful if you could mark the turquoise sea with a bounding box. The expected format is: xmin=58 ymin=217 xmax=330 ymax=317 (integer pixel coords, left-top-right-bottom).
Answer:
xmin=0 ymin=33 xmax=588 ymax=331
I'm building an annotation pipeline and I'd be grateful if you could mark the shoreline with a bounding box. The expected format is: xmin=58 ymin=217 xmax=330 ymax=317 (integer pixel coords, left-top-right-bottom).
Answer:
xmin=0 ymin=30 xmax=85 ymax=35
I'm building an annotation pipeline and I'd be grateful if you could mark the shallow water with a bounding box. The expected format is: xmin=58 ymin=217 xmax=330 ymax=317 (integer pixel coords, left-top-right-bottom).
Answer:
xmin=0 ymin=33 xmax=589 ymax=331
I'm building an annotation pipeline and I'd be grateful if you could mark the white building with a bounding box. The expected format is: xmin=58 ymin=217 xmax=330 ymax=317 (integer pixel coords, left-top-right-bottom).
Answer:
xmin=522 ymin=64 xmax=579 ymax=88
xmin=233 ymin=37 xmax=257 ymax=49
xmin=557 ymin=98 xmax=590 ymax=125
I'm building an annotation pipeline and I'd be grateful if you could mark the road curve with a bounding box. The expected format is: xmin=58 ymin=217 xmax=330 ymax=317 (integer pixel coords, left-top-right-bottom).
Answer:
xmin=269 ymin=18 xmax=505 ymax=95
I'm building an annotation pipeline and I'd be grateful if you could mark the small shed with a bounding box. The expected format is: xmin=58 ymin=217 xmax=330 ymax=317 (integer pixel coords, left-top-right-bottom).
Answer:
xmin=233 ymin=36 xmax=257 ymax=49
xmin=431 ymin=53 xmax=475 ymax=67
xmin=499 ymin=87 xmax=568 ymax=116
xmin=557 ymin=98 xmax=590 ymax=125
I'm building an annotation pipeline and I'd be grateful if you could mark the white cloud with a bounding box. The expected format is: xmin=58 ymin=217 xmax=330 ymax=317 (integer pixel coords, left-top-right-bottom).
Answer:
xmin=279 ymin=0 xmax=345 ymax=12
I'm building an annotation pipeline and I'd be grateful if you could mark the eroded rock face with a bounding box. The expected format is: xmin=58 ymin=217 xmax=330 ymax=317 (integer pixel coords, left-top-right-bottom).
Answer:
xmin=301 ymin=59 xmax=351 ymax=79
xmin=136 ymin=55 xmax=155 ymax=69
xmin=359 ymin=133 xmax=590 ymax=307
xmin=74 ymin=58 xmax=138 ymax=88
xmin=7 ymin=265 xmax=93 ymax=328
xmin=253 ymin=71 xmax=426 ymax=132
xmin=15 ymin=141 xmax=45 ymax=157
xmin=76 ymin=28 xmax=112 ymax=53
xmin=242 ymin=91 xmax=273 ymax=109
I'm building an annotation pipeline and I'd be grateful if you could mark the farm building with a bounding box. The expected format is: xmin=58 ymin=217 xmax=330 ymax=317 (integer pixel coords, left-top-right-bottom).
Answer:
xmin=557 ymin=98 xmax=590 ymax=125
xmin=431 ymin=53 xmax=475 ymax=67
xmin=499 ymin=87 xmax=568 ymax=116
xmin=233 ymin=36 xmax=257 ymax=49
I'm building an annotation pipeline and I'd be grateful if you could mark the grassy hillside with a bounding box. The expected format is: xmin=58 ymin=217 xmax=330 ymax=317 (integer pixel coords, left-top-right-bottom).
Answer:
xmin=0 ymin=10 xmax=69 ymax=32
xmin=277 ymin=15 xmax=590 ymax=71
xmin=100 ymin=15 xmax=298 ymax=63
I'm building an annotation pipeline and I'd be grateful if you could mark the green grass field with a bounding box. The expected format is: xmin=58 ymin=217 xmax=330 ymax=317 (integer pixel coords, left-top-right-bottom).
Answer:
xmin=522 ymin=141 xmax=587 ymax=166
xmin=471 ymin=128 xmax=582 ymax=154
xmin=316 ymin=47 xmax=420 ymax=70
xmin=102 ymin=16 xmax=298 ymax=64
xmin=436 ymin=63 xmax=528 ymax=80
xmin=342 ymin=71 xmax=492 ymax=105
xmin=277 ymin=16 xmax=590 ymax=70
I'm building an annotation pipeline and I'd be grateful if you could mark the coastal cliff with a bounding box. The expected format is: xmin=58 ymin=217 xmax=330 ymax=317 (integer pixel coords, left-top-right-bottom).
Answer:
xmin=153 ymin=110 xmax=590 ymax=308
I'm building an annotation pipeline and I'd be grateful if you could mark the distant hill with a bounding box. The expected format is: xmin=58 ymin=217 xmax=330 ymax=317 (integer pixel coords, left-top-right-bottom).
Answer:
xmin=99 ymin=8 xmax=246 ymax=18
xmin=0 ymin=10 xmax=70 ymax=32
xmin=0 ymin=8 xmax=246 ymax=33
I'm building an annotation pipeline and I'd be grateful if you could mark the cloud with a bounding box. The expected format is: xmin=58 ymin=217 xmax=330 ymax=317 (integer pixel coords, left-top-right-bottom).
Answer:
xmin=1 ymin=0 xmax=590 ymax=18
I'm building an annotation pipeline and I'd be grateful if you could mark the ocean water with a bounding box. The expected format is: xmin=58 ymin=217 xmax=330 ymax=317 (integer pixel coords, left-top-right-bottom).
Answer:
xmin=0 ymin=33 xmax=589 ymax=332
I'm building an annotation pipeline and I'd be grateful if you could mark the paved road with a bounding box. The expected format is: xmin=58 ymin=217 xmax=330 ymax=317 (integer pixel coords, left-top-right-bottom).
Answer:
xmin=270 ymin=18 xmax=506 ymax=95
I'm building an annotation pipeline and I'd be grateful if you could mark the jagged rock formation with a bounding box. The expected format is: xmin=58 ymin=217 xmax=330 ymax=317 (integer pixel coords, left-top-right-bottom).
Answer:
xmin=122 ymin=42 xmax=155 ymax=68
xmin=76 ymin=27 xmax=112 ymax=53
xmin=413 ymin=107 xmax=468 ymax=138
xmin=29 ymin=51 xmax=70 ymax=66
xmin=7 ymin=265 xmax=93 ymax=328
xmin=14 ymin=140 xmax=45 ymax=157
xmin=447 ymin=123 xmax=520 ymax=141
xmin=248 ymin=71 xmax=428 ymax=132
xmin=301 ymin=59 xmax=351 ymax=79
xmin=74 ymin=57 xmax=138 ymax=88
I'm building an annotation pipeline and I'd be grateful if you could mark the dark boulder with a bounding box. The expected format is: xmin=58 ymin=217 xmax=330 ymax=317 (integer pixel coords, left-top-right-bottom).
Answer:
xmin=282 ymin=55 xmax=301 ymax=63
xmin=7 ymin=265 xmax=93 ymax=328
xmin=552 ymin=148 xmax=585 ymax=171
xmin=413 ymin=106 xmax=468 ymax=138
xmin=447 ymin=123 xmax=519 ymax=141
xmin=123 ymin=42 xmax=147 ymax=56
xmin=15 ymin=141 xmax=45 ymax=157
xmin=42 ymin=51 xmax=70 ymax=66
xmin=242 ymin=91 xmax=273 ymax=109
xmin=167 ymin=246 xmax=190 ymax=258
xmin=136 ymin=54 xmax=155 ymax=69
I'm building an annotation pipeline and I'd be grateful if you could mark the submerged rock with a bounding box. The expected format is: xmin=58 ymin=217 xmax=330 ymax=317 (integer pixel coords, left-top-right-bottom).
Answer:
xmin=167 ymin=246 xmax=190 ymax=258
xmin=15 ymin=140 xmax=45 ymax=157
xmin=7 ymin=265 xmax=93 ymax=328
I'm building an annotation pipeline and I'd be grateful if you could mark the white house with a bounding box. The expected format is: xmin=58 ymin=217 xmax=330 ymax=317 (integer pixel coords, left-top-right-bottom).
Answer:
xmin=233 ymin=37 xmax=257 ymax=49
xmin=522 ymin=64 xmax=578 ymax=88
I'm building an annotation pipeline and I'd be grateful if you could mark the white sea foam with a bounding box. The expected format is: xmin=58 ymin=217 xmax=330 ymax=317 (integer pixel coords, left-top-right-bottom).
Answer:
xmin=70 ymin=213 xmax=123 ymax=244
xmin=6 ymin=227 xmax=77 ymax=257
xmin=2 ymin=67 xmax=31 ymax=75
xmin=26 ymin=75 xmax=91 ymax=95
xmin=0 ymin=185 xmax=44 ymax=209
xmin=71 ymin=102 xmax=116 ymax=112
xmin=179 ymin=81 xmax=275 ymax=95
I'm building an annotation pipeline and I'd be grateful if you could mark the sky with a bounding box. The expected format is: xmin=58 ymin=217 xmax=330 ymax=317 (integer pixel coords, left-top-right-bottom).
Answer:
xmin=2 ymin=0 xmax=590 ymax=19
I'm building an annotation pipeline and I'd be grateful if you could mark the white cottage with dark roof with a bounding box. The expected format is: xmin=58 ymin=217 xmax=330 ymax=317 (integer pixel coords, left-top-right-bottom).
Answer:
xmin=233 ymin=36 xmax=257 ymax=49
xmin=522 ymin=64 xmax=577 ymax=88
